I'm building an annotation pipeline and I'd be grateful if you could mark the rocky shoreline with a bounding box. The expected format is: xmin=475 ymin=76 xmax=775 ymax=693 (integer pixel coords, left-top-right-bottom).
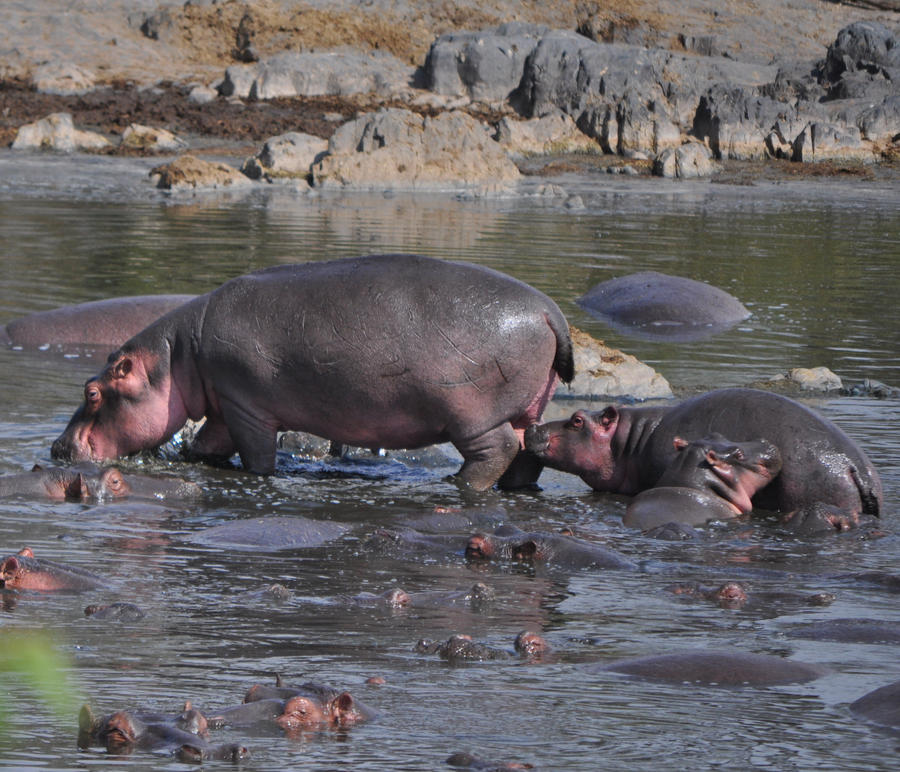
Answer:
xmin=1 ymin=1 xmax=897 ymax=191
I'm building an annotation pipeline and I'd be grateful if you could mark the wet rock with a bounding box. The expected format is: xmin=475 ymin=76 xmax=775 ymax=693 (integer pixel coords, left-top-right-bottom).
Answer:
xmin=819 ymin=21 xmax=900 ymax=100
xmin=791 ymin=121 xmax=869 ymax=163
xmin=424 ymin=23 xmax=547 ymax=102
xmin=494 ymin=111 xmax=598 ymax=156
xmin=563 ymin=326 xmax=673 ymax=400
xmin=149 ymin=155 xmax=253 ymax=191
xmin=787 ymin=366 xmax=842 ymax=391
xmin=241 ymin=131 xmax=328 ymax=182
xmin=11 ymin=112 xmax=110 ymax=153
xmin=121 ymin=124 xmax=187 ymax=153
xmin=312 ymin=108 xmax=520 ymax=191
xmin=857 ymin=95 xmax=900 ymax=142
xmin=652 ymin=143 xmax=717 ymax=178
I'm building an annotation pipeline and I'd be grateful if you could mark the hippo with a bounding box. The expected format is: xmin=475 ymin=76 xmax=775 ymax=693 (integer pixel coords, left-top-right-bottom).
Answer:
xmin=415 ymin=631 xmax=550 ymax=663
xmin=1 ymin=294 xmax=195 ymax=355
xmin=78 ymin=704 xmax=248 ymax=761
xmin=51 ymin=255 xmax=574 ymax=490
xmin=446 ymin=751 xmax=534 ymax=770
xmin=623 ymin=434 xmax=782 ymax=531
xmin=465 ymin=525 xmax=638 ymax=571
xmin=664 ymin=581 xmax=835 ymax=611
xmin=0 ymin=464 xmax=200 ymax=502
xmin=349 ymin=583 xmax=496 ymax=609
xmin=0 ymin=548 xmax=104 ymax=592
xmin=241 ymin=677 xmax=376 ymax=728
xmin=849 ymin=680 xmax=900 ymax=732
xmin=577 ymin=271 xmax=750 ymax=342
xmin=525 ymin=388 xmax=882 ymax=530
xmin=84 ymin=602 xmax=147 ymax=622
xmin=591 ymin=650 xmax=828 ymax=686
xmin=191 ymin=516 xmax=348 ymax=551
xmin=785 ymin=618 xmax=900 ymax=644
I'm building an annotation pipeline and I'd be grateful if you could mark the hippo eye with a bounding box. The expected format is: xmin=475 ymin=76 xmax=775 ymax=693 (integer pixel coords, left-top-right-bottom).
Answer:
xmin=570 ymin=414 xmax=584 ymax=429
xmin=85 ymin=386 xmax=102 ymax=406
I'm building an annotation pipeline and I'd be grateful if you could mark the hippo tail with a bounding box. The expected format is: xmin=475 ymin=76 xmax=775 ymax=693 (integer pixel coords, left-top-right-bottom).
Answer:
xmin=546 ymin=312 xmax=574 ymax=384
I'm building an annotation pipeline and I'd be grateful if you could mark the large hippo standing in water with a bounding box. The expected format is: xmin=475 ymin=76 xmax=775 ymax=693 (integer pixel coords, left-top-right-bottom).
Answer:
xmin=526 ymin=388 xmax=882 ymax=530
xmin=52 ymin=255 xmax=574 ymax=490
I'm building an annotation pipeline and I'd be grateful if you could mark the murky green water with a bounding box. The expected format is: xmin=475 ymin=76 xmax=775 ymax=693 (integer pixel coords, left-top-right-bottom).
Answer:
xmin=0 ymin=152 xmax=898 ymax=771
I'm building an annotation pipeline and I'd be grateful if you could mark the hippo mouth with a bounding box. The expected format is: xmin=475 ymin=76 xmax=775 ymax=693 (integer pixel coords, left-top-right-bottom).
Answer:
xmin=523 ymin=424 xmax=549 ymax=456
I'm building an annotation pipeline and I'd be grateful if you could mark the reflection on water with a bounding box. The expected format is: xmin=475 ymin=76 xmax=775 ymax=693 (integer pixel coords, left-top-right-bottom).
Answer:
xmin=0 ymin=154 xmax=898 ymax=771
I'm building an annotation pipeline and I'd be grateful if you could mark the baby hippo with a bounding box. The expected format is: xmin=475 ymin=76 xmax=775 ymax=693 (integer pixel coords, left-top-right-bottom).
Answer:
xmin=0 ymin=465 xmax=127 ymax=501
xmin=0 ymin=548 xmax=104 ymax=592
xmin=624 ymin=434 xmax=782 ymax=531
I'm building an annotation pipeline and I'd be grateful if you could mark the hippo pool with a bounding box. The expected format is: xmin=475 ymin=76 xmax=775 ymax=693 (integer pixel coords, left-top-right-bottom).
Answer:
xmin=0 ymin=152 xmax=898 ymax=770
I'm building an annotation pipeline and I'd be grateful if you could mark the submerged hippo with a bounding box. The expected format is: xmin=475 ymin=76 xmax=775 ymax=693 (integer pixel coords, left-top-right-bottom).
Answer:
xmin=465 ymin=525 xmax=637 ymax=571
xmin=78 ymin=703 xmax=248 ymax=761
xmin=239 ymin=677 xmax=376 ymax=729
xmin=415 ymin=631 xmax=550 ymax=663
xmin=1 ymin=294 xmax=195 ymax=355
xmin=624 ymin=434 xmax=782 ymax=531
xmin=0 ymin=464 xmax=200 ymax=502
xmin=592 ymin=650 xmax=828 ymax=686
xmin=526 ymin=388 xmax=882 ymax=530
xmin=849 ymin=680 xmax=900 ymax=732
xmin=51 ymin=255 xmax=574 ymax=490
xmin=577 ymin=271 xmax=750 ymax=342
xmin=0 ymin=547 xmax=104 ymax=592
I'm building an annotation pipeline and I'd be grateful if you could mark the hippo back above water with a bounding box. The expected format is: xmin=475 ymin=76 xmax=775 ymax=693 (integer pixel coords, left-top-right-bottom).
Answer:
xmin=52 ymin=255 xmax=574 ymax=490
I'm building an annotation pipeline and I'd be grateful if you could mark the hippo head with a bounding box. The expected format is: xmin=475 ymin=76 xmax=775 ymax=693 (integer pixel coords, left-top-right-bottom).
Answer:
xmin=51 ymin=350 xmax=186 ymax=464
xmin=94 ymin=467 xmax=132 ymax=499
xmin=276 ymin=695 xmax=327 ymax=729
xmin=524 ymin=407 xmax=622 ymax=490
xmin=671 ymin=434 xmax=783 ymax=514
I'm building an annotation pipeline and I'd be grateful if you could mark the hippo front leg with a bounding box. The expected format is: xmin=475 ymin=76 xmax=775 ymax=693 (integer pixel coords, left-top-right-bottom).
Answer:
xmin=192 ymin=400 xmax=277 ymax=474
xmin=453 ymin=423 xmax=521 ymax=491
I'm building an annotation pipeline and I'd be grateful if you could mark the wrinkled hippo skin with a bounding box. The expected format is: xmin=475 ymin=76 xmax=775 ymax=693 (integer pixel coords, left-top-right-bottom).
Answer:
xmin=577 ymin=271 xmax=750 ymax=342
xmin=466 ymin=524 xmax=637 ymax=571
xmin=785 ymin=618 xmax=900 ymax=644
xmin=78 ymin=703 xmax=248 ymax=761
xmin=0 ymin=464 xmax=200 ymax=502
xmin=526 ymin=388 xmax=882 ymax=530
xmin=51 ymin=255 xmax=574 ymax=490
xmin=0 ymin=547 xmax=104 ymax=591
xmin=240 ymin=677 xmax=376 ymax=728
xmin=416 ymin=631 xmax=549 ymax=663
xmin=850 ymin=680 xmax=900 ymax=732
xmin=1 ymin=294 xmax=195 ymax=355
xmin=192 ymin=516 xmax=348 ymax=551
xmin=624 ymin=434 xmax=782 ymax=531
xmin=592 ymin=650 xmax=828 ymax=686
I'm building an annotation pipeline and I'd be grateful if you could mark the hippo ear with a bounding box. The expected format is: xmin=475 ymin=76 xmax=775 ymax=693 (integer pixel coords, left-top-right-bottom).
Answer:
xmin=78 ymin=704 xmax=96 ymax=734
xmin=17 ymin=547 xmax=34 ymax=558
xmin=515 ymin=540 xmax=538 ymax=559
xmin=64 ymin=473 xmax=87 ymax=500
xmin=112 ymin=357 xmax=133 ymax=379
xmin=31 ymin=464 xmax=44 ymax=472
xmin=333 ymin=692 xmax=355 ymax=722
xmin=1 ymin=556 xmax=19 ymax=573
xmin=673 ymin=437 xmax=689 ymax=451
xmin=598 ymin=406 xmax=619 ymax=431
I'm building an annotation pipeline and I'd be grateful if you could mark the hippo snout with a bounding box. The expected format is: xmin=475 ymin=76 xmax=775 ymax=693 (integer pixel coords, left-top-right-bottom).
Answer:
xmin=524 ymin=423 xmax=549 ymax=454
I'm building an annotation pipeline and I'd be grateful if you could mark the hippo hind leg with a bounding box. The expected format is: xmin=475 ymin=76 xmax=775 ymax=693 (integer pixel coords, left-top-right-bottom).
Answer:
xmin=452 ymin=423 xmax=520 ymax=491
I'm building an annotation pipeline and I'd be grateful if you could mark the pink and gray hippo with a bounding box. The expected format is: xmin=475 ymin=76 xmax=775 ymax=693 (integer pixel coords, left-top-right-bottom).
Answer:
xmin=52 ymin=255 xmax=574 ymax=490
xmin=526 ymin=388 xmax=882 ymax=531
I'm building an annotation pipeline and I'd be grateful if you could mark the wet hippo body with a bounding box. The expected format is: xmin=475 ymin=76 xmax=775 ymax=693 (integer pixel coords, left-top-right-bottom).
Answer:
xmin=0 ymin=465 xmax=199 ymax=502
xmin=52 ymin=255 xmax=574 ymax=490
xmin=1 ymin=294 xmax=195 ymax=355
xmin=192 ymin=516 xmax=348 ymax=551
xmin=850 ymin=680 xmax=900 ymax=732
xmin=0 ymin=547 xmax=105 ymax=592
xmin=624 ymin=434 xmax=782 ymax=531
xmin=577 ymin=271 xmax=750 ymax=342
xmin=241 ymin=678 xmax=376 ymax=728
xmin=465 ymin=525 xmax=638 ymax=571
xmin=526 ymin=388 xmax=882 ymax=530
xmin=415 ymin=631 xmax=550 ymax=663
xmin=593 ymin=650 xmax=828 ymax=686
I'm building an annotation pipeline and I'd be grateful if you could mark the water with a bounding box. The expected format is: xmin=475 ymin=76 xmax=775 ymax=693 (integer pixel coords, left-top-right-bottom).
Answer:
xmin=0 ymin=152 xmax=898 ymax=771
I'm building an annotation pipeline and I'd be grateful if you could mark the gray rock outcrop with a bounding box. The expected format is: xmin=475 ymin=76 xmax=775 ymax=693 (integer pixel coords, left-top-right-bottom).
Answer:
xmin=149 ymin=155 xmax=253 ymax=191
xmin=241 ymin=131 xmax=328 ymax=182
xmin=11 ymin=112 xmax=110 ymax=152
